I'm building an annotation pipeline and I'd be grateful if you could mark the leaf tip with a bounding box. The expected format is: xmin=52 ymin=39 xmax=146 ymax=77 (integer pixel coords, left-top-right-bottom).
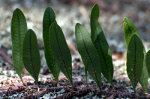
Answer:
xmin=91 ymin=3 xmax=100 ymax=16
xmin=44 ymin=7 xmax=56 ymax=19
xmin=75 ymin=23 xmax=81 ymax=28
xmin=13 ymin=8 xmax=23 ymax=14
xmin=93 ymin=4 xmax=99 ymax=10
xmin=123 ymin=17 xmax=128 ymax=21
xmin=123 ymin=17 xmax=128 ymax=25
xmin=14 ymin=8 xmax=21 ymax=11
xmin=28 ymin=29 xmax=33 ymax=32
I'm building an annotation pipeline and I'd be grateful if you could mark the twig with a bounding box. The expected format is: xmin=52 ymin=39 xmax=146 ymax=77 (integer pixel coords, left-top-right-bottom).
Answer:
xmin=24 ymin=87 xmax=65 ymax=98
xmin=0 ymin=50 xmax=13 ymax=65
xmin=5 ymin=86 xmax=25 ymax=95
xmin=55 ymin=87 xmax=100 ymax=99
xmin=67 ymin=41 xmax=79 ymax=55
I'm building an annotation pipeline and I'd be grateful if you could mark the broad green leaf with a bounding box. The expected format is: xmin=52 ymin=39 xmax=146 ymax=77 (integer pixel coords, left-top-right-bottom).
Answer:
xmin=11 ymin=8 xmax=27 ymax=79
xmin=49 ymin=22 xmax=73 ymax=85
xmin=43 ymin=7 xmax=59 ymax=82
xmin=23 ymin=29 xmax=41 ymax=84
xmin=146 ymin=50 xmax=150 ymax=77
xmin=90 ymin=4 xmax=99 ymax=41
xmin=123 ymin=17 xmax=148 ymax=92
xmin=90 ymin=4 xmax=114 ymax=83
xmin=75 ymin=23 xmax=101 ymax=89
xmin=126 ymin=35 xmax=144 ymax=89
xmin=123 ymin=17 xmax=140 ymax=46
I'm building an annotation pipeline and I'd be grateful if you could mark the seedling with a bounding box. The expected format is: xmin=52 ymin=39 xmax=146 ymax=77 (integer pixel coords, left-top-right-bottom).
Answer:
xmin=43 ymin=7 xmax=60 ymax=83
xmin=123 ymin=17 xmax=148 ymax=92
xmin=90 ymin=4 xmax=114 ymax=84
xmin=75 ymin=23 xmax=102 ymax=89
xmin=126 ymin=34 xmax=144 ymax=93
xmin=75 ymin=4 xmax=114 ymax=89
xmin=11 ymin=8 xmax=27 ymax=81
xmin=49 ymin=22 xmax=73 ymax=86
xmin=23 ymin=29 xmax=41 ymax=84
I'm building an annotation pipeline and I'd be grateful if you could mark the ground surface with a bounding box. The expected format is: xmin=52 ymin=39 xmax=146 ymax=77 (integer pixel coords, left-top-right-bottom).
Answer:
xmin=0 ymin=0 xmax=150 ymax=98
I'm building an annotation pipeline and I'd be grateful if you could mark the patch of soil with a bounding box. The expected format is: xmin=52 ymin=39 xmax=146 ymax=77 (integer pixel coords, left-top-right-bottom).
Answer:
xmin=0 ymin=77 xmax=149 ymax=99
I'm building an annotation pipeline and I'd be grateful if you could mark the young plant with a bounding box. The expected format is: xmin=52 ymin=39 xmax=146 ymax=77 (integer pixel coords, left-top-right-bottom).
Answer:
xmin=90 ymin=4 xmax=114 ymax=84
xmin=146 ymin=50 xmax=150 ymax=77
xmin=126 ymin=34 xmax=144 ymax=92
xmin=49 ymin=22 xmax=73 ymax=85
xmin=43 ymin=7 xmax=60 ymax=82
xmin=11 ymin=8 xmax=27 ymax=81
xmin=75 ymin=23 xmax=101 ymax=89
xmin=23 ymin=29 xmax=41 ymax=84
xmin=123 ymin=17 xmax=148 ymax=92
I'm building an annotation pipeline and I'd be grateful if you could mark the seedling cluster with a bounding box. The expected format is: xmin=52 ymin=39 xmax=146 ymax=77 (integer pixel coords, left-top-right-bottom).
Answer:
xmin=10 ymin=4 xmax=150 ymax=93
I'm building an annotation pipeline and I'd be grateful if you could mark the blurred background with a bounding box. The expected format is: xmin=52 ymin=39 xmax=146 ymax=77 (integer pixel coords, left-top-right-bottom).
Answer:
xmin=0 ymin=0 xmax=150 ymax=52
xmin=0 ymin=0 xmax=150 ymax=81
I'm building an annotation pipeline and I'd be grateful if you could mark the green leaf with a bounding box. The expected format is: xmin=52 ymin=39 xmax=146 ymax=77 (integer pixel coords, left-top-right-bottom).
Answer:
xmin=43 ymin=7 xmax=60 ymax=82
xmin=75 ymin=23 xmax=101 ymax=89
xmin=140 ymin=59 xmax=148 ymax=92
xmin=23 ymin=29 xmax=41 ymax=84
xmin=90 ymin=4 xmax=114 ymax=83
xmin=11 ymin=8 xmax=27 ymax=79
xmin=90 ymin=4 xmax=99 ymax=41
xmin=123 ymin=17 xmax=139 ymax=46
xmin=123 ymin=17 xmax=148 ymax=92
xmin=85 ymin=67 xmax=88 ymax=83
xmin=126 ymin=35 xmax=144 ymax=89
xmin=49 ymin=22 xmax=73 ymax=85
xmin=146 ymin=50 xmax=150 ymax=77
